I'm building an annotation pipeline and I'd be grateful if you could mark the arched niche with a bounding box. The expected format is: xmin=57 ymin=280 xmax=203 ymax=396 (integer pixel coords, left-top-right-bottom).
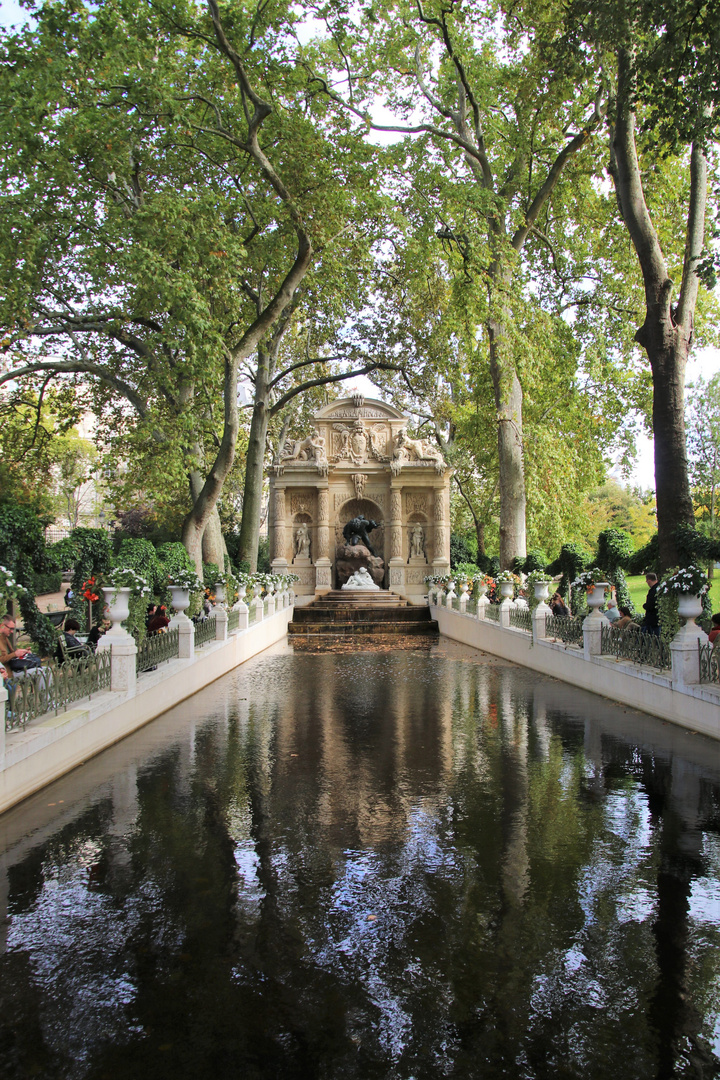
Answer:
xmin=334 ymin=497 xmax=385 ymax=555
xmin=406 ymin=512 xmax=430 ymax=563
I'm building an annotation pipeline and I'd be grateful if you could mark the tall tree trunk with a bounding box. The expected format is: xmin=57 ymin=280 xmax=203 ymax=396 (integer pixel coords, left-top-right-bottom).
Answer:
xmin=182 ymin=356 xmax=239 ymax=573
xmin=188 ymin=469 xmax=228 ymax=569
xmin=237 ymin=358 xmax=270 ymax=572
xmin=610 ymin=48 xmax=705 ymax=571
xmin=488 ymin=291 xmax=527 ymax=569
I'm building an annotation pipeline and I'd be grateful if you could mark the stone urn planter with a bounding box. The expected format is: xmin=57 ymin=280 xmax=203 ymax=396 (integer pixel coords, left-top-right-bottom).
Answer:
xmin=677 ymin=592 xmax=703 ymax=625
xmin=587 ymin=583 xmax=609 ymax=613
xmin=233 ymin=585 xmax=248 ymax=611
xmin=168 ymin=586 xmax=191 ymax=616
xmin=213 ymin=581 xmax=226 ymax=605
xmin=102 ymin=587 xmax=131 ymax=634
xmin=498 ymin=581 xmax=514 ymax=600
xmin=477 ymin=584 xmax=488 ymax=600
xmin=533 ymin=581 xmax=550 ymax=603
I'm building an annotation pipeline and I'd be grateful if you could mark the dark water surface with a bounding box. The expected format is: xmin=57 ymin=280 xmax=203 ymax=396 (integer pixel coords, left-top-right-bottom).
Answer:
xmin=0 ymin=640 xmax=719 ymax=1080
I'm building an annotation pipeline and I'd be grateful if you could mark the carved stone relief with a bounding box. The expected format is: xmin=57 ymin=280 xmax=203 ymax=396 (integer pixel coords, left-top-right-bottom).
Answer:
xmin=406 ymin=493 xmax=428 ymax=516
xmin=317 ymin=490 xmax=329 ymax=522
xmin=406 ymin=568 xmax=427 ymax=585
xmin=291 ymin=493 xmax=313 ymax=518
xmin=352 ymin=473 xmax=367 ymax=500
xmin=389 ymin=567 xmax=404 ymax=586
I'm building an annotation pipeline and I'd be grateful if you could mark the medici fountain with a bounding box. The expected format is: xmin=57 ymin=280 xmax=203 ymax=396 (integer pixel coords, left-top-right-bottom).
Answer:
xmin=268 ymin=395 xmax=452 ymax=602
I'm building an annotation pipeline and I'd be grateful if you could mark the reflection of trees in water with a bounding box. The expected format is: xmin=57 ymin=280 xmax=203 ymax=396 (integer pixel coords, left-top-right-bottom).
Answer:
xmin=0 ymin=652 xmax=718 ymax=1079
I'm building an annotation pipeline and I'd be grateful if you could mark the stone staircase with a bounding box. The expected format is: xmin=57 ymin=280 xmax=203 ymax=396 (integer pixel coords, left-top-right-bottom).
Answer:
xmin=288 ymin=590 xmax=439 ymax=639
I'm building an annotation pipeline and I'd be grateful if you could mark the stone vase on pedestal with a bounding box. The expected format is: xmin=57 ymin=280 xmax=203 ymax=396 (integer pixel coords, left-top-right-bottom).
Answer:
xmin=533 ymin=582 xmax=550 ymax=603
xmin=168 ymin=586 xmax=191 ymax=616
xmin=214 ymin=582 xmax=226 ymax=606
xmin=102 ymin=587 xmax=132 ymax=636
xmin=586 ymin=583 xmax=609 ymax=614
xmin=671 ymin=592 xmax=708 ymax=688
xmin=99 ymin=587 xmax=137 ymax=692
xmin=677 ymin=592 xmax=703 ymax=625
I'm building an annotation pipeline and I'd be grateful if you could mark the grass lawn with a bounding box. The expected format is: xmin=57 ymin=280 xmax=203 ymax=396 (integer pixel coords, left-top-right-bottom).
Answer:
xmin=625 ymin=574 xmax=720 ymax=615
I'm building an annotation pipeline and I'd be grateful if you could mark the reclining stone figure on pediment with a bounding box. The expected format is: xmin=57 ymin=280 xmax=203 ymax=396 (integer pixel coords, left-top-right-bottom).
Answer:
xmin=390 ymin=428 xmax=446 ymax=475
xmin=275 ymin=430 xmax=328 ymax=475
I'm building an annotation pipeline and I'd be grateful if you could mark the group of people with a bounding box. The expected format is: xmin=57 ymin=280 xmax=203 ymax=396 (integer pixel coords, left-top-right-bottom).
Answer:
xmin=549 ymin=572 xmax=720 ymax=642
xmin=549 ymin=574 xmax=660 ymax=631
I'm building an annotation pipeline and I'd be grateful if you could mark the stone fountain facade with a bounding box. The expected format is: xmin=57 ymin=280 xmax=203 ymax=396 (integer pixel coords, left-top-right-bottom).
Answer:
xmin=268 ymin=395 xmax=452 ymax=601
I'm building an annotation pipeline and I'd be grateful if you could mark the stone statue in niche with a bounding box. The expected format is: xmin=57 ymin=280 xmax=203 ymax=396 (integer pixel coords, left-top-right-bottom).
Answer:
xmin=342 ymin=516 xmax=380 ymax=556
xmin=294 ymin=523 xmax=311 ymax=560
xmin=390 ymin=428 xmax=446 ymax=475
xmin=342 ymin=566 xmax=380 ymax=591
xmin=410 ymin=524 xmax=425 ymax=560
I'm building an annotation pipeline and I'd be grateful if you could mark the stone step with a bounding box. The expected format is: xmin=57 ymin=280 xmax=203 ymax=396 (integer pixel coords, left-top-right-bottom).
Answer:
xmin=292 ymin=606 xmax=432 ymax=624
xmin=288 ymin=620 xmax=439 ymax=636
xmin=313 ymin=590 xmax=406 ymax=607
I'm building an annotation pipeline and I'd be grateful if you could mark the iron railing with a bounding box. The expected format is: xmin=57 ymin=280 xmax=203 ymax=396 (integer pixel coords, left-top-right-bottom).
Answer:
xmin=600 ymin=624 xmax=671 ymax=670
xmin=545 ymin=614 xmax=583 ymax=647
xmin=194 ymin=616 xmax=217 ymax=649
xmin=510 ymin=608 xmax=532 ymax=633
xmin=136 ymin=628 xmax=180 ymax=673
xmin=485 ymin=604 xmax=501 ymax=622
xmin=227 ymin=609 xmax=240 ymax=633
xmin=698 ymin=641 xmax=720 ymax=684
xmin=6 ymin=650 xmax=112 ymax=731
xmin=248 ymin=603 xmax=258 ymax=625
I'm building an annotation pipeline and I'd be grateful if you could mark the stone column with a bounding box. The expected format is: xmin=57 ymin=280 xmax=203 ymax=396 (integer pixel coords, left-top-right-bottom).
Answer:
xmin=214 ymin=604 xmax=228 ymax=641
xmin=97 ymin=626 xmax=138 ymax=693
xmin=314 ymin=487 xmax=332 ymax=589
xmin=532 ymin=600 xmax=551 ymax=643
xmin=169 ymin=612 xmax=195 ymax=660
xmin=432 ymin=486 xmax=450 ymax=575
xmin=670 ymin=621 xmax=707 ymax=689
xmin=388 ymin=485 xmax=405 ymax=591
xmin=270 ymin=485 xmax=288 ymax=575
xmin=582 ymin=609 xmax=608 ymax=661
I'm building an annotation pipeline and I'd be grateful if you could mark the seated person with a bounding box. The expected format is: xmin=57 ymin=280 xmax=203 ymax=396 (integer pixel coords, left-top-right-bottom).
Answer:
xmin=0 ymin=613 xmax=41 ymax=671
xmin=550 ymin=592 xmax=570 ymax=617
xmin=708 ymin=613 xmax=720 ymax=645
xmin=614 ymin=606 xmax=640 ymax=631
xmin=147 ymin=606 xmax=171 ymax=635
xmin=56 ymin=618 xmax=91 ymax=662
xmin=604 ymin=597 xmax=621 ymax=622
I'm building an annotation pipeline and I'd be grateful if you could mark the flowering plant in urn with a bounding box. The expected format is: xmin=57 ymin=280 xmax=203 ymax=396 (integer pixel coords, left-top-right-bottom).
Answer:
xmin=526 ymin=569 xmax=553 ymax=585
xmin=570 ymin=568 xmax=607 ymax=593
xmin=167 ymin=567 xmax=204 ymax=592
xmin=657 ymin=565 xmax=709 ymax=598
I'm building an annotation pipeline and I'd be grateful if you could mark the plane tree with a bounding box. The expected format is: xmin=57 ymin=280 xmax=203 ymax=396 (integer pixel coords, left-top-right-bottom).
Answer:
xmin=305 ymin=0 xmax=612 ymax=566
xmin=567 ymin=0 xmax=720 ymax=569
xmin=0 ymin=0 xmax=398 ymax=571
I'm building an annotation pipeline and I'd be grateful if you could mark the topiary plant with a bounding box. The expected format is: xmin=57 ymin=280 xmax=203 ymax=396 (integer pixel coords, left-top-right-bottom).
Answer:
xmin=523 ymin=549 xmax=549 ymax=574
xmin=596 ymin=529 xmax=635 ymax=612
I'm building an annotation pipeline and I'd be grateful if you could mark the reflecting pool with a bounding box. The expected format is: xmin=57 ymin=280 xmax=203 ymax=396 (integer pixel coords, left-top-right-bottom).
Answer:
xmin=0 ymin=640 xmax=719 ymax=1079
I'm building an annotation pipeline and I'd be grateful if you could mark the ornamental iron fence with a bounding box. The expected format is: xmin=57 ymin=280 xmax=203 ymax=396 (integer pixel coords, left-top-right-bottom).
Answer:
xmin=698 ymin=641 xmax=720 ymax=684
xmin=485 ymin=604 xmax=501 ymax=623
xmin=601 ymin=624 xmax=671 ymax=670
xmin=545 ymin=614 xmax=583 ymax=647
xmin=136 ymin=628 xmax=180 ymax=673
xmin=194 ymin=616 xmax=217 ymax=649
xmin=509 ymin=608 xmax=532 ymax=633
xmin=6 ymin=650 xmax=112 ymax=731
xmin=227 ymin=609 xmax=240 ymax=633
